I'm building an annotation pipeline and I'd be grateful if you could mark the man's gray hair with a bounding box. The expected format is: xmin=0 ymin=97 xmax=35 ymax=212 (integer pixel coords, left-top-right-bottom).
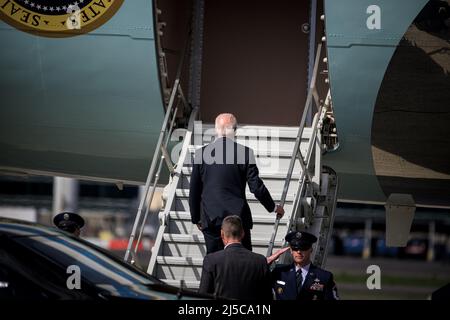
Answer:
xmin=215 ymin=113 xmax=237 ymax=138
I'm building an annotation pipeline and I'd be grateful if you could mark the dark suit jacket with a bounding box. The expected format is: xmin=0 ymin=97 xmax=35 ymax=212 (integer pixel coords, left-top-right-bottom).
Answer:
xmin=272 ymin=263 xmax=338 ymax=300
xmin=199 ymin=243 xmax=273 ymax=300
xmin=189 ymin=137 xmax=275 ymax=230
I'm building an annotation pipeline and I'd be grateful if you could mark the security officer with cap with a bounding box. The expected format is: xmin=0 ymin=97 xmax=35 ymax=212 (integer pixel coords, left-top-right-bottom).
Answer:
xmin=53 ymin=212 xmax=85 ymax=237
xmin=272 ymin=230 xmax=339 ymax=300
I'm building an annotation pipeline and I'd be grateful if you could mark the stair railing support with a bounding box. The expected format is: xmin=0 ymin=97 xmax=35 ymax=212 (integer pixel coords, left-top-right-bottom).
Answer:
xmin=124 ymin=29 xmax=191 ymax=263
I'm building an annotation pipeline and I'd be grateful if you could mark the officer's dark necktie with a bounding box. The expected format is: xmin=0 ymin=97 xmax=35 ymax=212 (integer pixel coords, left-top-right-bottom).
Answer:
xmin=296 ymin=269 xmax=303 ymax=294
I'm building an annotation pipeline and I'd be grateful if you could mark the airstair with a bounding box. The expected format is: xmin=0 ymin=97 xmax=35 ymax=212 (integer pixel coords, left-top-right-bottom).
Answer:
xmin=124 ymin=43 xmax=339 ymax=291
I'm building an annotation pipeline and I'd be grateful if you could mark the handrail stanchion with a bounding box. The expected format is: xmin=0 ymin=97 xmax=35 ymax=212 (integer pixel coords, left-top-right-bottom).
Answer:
xmin=124 ymin=31 xmax=191 ymax=263
xmin=133 ymin=104 xmax=179 ymax=255
xmin=266 ymin=44 xmax=322 ymax=257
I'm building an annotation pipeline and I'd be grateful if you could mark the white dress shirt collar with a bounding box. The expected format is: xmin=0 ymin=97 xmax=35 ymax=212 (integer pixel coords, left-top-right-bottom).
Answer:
xmin=295 ymin=263 xmax=311 ymax=286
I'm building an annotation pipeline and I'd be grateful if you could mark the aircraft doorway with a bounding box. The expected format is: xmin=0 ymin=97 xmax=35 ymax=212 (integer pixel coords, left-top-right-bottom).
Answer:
xmin=199 ymin=0 xmax=311 ymax=125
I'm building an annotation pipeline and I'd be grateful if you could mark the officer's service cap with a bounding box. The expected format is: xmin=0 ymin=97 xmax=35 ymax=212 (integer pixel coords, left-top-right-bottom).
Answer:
xmin=285 ymin=230 xmax=317 ymax=250
xmin=53 ymin=212 xmax=84 ymax=233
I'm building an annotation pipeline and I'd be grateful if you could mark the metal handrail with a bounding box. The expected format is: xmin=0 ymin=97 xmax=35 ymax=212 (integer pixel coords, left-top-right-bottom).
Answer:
xmin=124 ymin=32 xmax=191 ymax=263
xmin=266 ymin=43 xmax=323 ymax=257
xmin=287 ymin=90 xmax=331 ymax=229
xmin=132 ymin=103 xmax=178 ymax=255
xmin=146 ymin=107 xmax=199 ymax=275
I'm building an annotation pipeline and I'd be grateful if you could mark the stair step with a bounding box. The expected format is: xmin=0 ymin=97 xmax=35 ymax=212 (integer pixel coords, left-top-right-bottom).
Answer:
xmin=175 ymin=189 xmax=294 ymax=202
xmin=185 ymin=148 xmax=305 ymax=174
xmin=187 ymin=146 xmax=310 ymax=160
xmin=157 ymin=256 xmax=203 ymax=266
xmin=188 ymin=146 xmax=302 ymax=157
xmin=168 ymin=211 xmax=289 ymax=224
xmin=181 ymin=167 xmax=300 ymax=179
xmin=172 ymin=189 xmax=295 ymax=214
xmin=191 ymin=125 xmax=311 ymax=157
xmin=179 ymin=169 xmax=300 ymax=194
xmin=166 ymin=211 xmax=290 ymax=237
xmin=162 ymin=279 xmax=200 ymax=290
xmin=194 ymin=124 xmax=312 ymax=139
xmin=172 ymin=197 xmax=294 ymax=214
xmin=155 ymin=259 xmax=203 ymax=282
xmin=161 ymin=233 xmax=284 ymax=258
xmin=163 ymin=233 xmax=283 ymax=245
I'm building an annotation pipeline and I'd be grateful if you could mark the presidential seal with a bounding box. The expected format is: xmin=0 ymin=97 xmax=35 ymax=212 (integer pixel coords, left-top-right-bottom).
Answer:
xmin=0 ymin=0 xmax=123 ymax=37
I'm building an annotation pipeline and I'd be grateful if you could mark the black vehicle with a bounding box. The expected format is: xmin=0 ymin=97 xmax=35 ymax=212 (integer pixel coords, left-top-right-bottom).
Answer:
xmin=0 ymin=218 xmax=209 ymax=300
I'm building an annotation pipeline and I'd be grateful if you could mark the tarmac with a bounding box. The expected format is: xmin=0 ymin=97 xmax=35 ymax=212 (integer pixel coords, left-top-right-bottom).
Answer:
xmin=326 ymin=256 xmax=450 ymax=299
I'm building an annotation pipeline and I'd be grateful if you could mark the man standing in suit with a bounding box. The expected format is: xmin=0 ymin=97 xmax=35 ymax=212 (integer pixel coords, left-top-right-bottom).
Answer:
xmin=189 ymin=113 xmax=284 ymax=253
xmin=198 ymin=215 xmax=273 ymax=300
xmin=272 ymin=230 xmax=339 ymax=300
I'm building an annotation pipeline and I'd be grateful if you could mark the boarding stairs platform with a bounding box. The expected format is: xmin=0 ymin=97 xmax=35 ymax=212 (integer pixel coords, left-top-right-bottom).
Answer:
xmin=124 ymin=43 xmax=339 ymax=291
xmin=148 ymin=124 xmax=313 ymax=290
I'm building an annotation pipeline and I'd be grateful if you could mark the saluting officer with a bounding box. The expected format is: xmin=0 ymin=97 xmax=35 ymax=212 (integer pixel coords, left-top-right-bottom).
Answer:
xmin=272 ymin=230 xmax=339 ymax=300
xmin=53 ymin=212 xmax=85 ymax=237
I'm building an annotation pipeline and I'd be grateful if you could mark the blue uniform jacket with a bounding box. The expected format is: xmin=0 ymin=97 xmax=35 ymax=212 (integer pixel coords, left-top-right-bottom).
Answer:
xmin=272 ymin=263 xmax=339 ymax=300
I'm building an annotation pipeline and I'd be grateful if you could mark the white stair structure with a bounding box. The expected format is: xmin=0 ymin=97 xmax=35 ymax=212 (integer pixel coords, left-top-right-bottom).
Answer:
xmin=124 ymin=43 xmax=339 ymax=292
xmin=147 ymin=125 xmax=311 ymax=290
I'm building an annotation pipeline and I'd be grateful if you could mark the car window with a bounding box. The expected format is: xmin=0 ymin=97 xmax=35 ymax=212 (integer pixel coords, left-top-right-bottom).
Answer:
xmin=0 ymin=223 xmax=210 ymax=300
xmin=0 ymin=237 xmax=92 ymax=299
xmin=0 ymin=260 xmax=50 ymax=299
xmin=11 ymin=235 xmax=158 ymax=287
